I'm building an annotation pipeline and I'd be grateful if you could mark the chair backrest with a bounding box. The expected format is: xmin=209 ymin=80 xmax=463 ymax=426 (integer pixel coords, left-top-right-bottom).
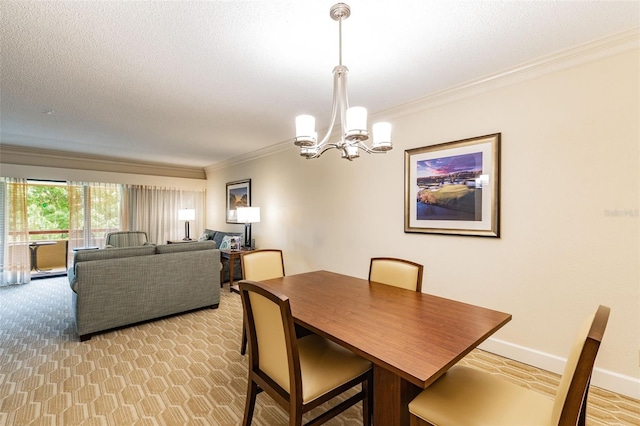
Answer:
xmin=242 ymin=249 xmax=285 ymax=281
xmin=552 ymin=305 xmax=610 ymax=425
xmin=239 ymin=280 xmax=300 ymax=395
xmin=369 ymin=257 xmax=424 ymax=292
xmin=104 ymin=231 xmax=149 ymax=248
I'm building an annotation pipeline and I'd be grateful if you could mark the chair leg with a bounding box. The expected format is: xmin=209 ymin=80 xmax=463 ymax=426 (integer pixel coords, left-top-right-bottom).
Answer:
xmin=289 ymin=406 xmax=303 ymax=426
xmin=241 ymin=318 xmax=248 ymax=355
xmin=243 ymin=378 xmax=259 ymax=426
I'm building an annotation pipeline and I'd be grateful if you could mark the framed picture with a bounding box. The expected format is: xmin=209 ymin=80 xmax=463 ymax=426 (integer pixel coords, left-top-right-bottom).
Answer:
xmin=226 ymin=179 xmax=251 ymax=223
xmin=404 ymin=133 xmax=500 ymax=237
xmin=229 ymin=236 xmax=242 ymax=251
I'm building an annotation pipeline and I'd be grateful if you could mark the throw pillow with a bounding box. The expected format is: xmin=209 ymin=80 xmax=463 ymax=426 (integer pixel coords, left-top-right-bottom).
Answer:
xmin=198 ymin=232 xmax=209 ymax=242
xmin=219 ymin=235 xmax=233 ymax=250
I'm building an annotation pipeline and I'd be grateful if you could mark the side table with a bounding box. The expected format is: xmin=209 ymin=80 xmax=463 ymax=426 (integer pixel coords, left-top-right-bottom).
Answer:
xmin=28 ymin=241 xmax=57 ymax=272
xmin=220 ymin=248 xmax=254 ymax=293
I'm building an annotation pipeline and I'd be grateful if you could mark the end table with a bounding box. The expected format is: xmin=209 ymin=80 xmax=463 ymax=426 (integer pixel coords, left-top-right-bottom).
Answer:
xmin=220 ymin=248 xmax=254 ymax=293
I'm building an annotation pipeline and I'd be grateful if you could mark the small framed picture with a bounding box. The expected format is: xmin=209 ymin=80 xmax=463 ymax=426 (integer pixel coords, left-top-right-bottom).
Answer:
xmin=226 ymin=179 xmax=251 ymax=224
xmin=404 ymin=133 xmax=501 ymax=237
xmin=230 ymin=236 xmax=241 ymax=251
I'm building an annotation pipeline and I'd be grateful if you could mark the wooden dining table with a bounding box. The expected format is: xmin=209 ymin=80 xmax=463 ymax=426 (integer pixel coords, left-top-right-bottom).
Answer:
xmin=257 ymin=270 xmax=512 ymax=426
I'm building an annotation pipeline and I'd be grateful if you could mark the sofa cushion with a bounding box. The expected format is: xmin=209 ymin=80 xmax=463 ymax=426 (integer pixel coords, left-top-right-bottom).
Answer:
xmin=219 ymin=235 xmax=236 ymax=250
xmin=212 ymin=231 xmax=243 ymax=249
xmin=203 ymin=229 xmax=218 ymax=240
xmin=74 ymin=245 xmax=156 ymax=263
xmin=155 ymin=241 xmax=217 ymax=254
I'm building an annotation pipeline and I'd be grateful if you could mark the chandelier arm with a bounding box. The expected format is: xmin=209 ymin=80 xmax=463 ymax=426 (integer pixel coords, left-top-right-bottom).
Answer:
xmin=316 ymin=71 xmax=342 ymax=148
xmin=356 ymin=142 xmax=385 ymax=154
xmin=304 ymin=141 xmax=341 ymax=159
xmin=341 ymin=145 xmax=355 ymax=161
xmin=338 ymin=69 xmax=349 ymax=147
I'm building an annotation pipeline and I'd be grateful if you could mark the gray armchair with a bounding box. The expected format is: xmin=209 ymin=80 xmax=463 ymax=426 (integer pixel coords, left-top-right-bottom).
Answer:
xmin=104 ymin=231 xmax=150 ymax=248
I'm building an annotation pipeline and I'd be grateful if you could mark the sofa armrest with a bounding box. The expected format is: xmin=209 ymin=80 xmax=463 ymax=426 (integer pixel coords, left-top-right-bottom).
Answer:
xmin=68 ymin=266 xmax=78 ymax=292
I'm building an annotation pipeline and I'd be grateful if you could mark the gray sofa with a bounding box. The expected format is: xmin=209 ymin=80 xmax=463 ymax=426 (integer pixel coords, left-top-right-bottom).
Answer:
xmin=68 ymin=241 xmax=221 ymax=341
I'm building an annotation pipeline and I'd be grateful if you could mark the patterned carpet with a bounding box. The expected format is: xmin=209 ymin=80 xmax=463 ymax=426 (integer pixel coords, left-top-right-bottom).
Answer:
xmin=0 ymin=276 xmax=638 ymax=425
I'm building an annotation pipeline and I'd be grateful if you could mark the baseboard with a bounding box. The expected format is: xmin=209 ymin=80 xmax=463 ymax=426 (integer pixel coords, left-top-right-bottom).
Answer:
xmin=479 ymin=337 xmax=640 ymax=400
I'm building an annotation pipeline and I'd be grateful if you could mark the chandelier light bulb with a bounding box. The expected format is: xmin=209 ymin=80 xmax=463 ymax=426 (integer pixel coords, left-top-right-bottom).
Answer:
xmin=372 ymin=122 xmax=392 ymax=151
xmin=346 ymin=107 xmax=367 ymax=133
xmin=295 ymin=115 xmax=316 ymax=146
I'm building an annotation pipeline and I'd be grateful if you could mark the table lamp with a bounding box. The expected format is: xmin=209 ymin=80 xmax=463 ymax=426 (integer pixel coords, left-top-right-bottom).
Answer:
xmin=236 ymin=207 xmax=260 ymax=248
xmin=178 ymin=208 xmax=196 ymax=240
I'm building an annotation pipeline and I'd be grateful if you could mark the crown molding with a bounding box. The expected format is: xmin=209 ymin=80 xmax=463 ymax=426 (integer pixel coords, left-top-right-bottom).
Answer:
xmin=0 ymin=144 xmax=206 ymax=180
xmin=208 ymin=27 xmax=639 ymax=173
xmin=204 ymin=139 xmax=294 ymax=174
xmin=379 ymin=27 xmax=640 ymax=120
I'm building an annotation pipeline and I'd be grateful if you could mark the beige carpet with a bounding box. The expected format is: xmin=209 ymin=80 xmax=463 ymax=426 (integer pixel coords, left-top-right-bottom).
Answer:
xmin=1 ymin=276 xmax=638 ymax=425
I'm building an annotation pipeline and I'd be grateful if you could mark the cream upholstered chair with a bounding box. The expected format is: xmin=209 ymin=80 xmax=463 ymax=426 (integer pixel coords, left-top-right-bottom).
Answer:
xmin=369 ymin=257 xmax=424 ymax=292
xmin=242 ymin=249 xmax=285 ymax=282
xmin=104 ymin=231 xmax=149 ymax=248
xmin=408 ymin=305 xmax=610 ymax=426
xmin=240 ymin=249 xmax=285 ymax=355
xmin=239 ymin=280 xmax=372 ymax=426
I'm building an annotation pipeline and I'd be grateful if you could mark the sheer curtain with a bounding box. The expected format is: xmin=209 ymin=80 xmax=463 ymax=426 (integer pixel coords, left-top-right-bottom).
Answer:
xmin=121 ymin=185 xmax=205 ymax=244
xmin=68 ymin=181 xmax=121 ymax=258
xmin=0 ymin=177 xmax=31 ymax=286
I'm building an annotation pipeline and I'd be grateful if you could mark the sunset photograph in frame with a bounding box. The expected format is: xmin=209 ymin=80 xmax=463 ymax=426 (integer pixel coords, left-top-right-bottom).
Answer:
xmin=404 ymin=134 xmax=500 ymax=237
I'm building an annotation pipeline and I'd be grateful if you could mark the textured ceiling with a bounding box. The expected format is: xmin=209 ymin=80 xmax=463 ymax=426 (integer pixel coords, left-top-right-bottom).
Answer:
xmin=1 ymin=1 xmax=639 ymax=168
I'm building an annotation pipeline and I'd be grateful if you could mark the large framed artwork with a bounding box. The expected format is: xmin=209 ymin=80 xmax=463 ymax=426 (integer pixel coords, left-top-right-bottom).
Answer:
xmin=226 ymin=179 xmax=251 ymax=224
xmin=404 ymin=133 xmax=501 ymax=237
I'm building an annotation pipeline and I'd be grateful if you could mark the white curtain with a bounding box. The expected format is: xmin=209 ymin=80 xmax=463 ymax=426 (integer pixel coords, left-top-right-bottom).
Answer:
xmin=121 ymin=185 xmax=205 ymax=245
xmin=0 ymin=177 xmax=31 ymax=286
xmin=68 ymin=181 xmax=121 ymax=257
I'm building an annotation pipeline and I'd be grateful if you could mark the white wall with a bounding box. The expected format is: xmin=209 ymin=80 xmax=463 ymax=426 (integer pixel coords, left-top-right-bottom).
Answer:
xmin=206 ymin=47 xmax=639 ymax=397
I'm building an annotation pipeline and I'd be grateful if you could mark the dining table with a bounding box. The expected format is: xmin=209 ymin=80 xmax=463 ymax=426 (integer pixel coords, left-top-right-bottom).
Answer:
xmin=257 ymin=270 xmax=512 ymax=426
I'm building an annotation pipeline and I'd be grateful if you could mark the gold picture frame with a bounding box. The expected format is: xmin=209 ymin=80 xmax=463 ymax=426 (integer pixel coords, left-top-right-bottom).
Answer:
xmin=404 ymin=133 xmax=501 ymax=237
xmin=226 ymin=179 xmax=251 ymax=224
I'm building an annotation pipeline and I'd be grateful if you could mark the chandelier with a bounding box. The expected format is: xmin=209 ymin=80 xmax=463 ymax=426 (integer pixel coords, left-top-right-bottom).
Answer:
xmin=294 ymin=3 xmax=393 ymax=160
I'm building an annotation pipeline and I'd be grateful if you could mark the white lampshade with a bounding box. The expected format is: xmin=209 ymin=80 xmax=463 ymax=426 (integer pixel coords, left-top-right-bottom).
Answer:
xmin=295 ymin=115 xmax=316 ymax=139
xmin=178 ymin=208 xmax=195 ymax=221
xmin=346 ymin=107 xmax=367 ymax=132
xmin=372 ymin=122 xmax=392 ymax=150
xmin=236 ymin=207 xmax=261 ymax=223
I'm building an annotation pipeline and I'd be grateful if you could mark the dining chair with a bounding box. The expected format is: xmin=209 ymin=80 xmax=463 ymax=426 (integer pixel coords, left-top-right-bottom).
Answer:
xmin=104 ymin=231 xmax=150 ymax=248
xmin=239 ymin=280 xmax=373 ymax=426
xmin=240 ymin=249 xmax=285 ymax=355
xmin=369 ymin=257 xmax=424 ymax=292
xmin=408 ymin=305 xmax=611 ymax=426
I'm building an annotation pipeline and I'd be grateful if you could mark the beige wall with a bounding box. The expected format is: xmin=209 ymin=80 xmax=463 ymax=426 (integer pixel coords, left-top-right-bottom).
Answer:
xmin=206 ymin=48 xmax=639 ymax=397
